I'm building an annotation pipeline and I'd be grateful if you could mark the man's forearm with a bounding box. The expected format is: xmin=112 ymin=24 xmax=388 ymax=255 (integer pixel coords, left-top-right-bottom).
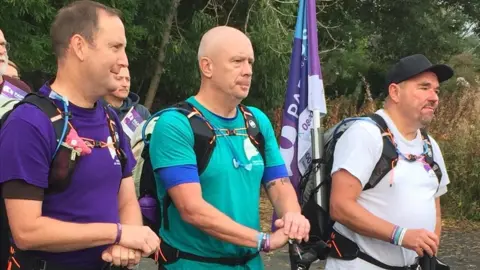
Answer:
xmin=271 ymin=188 xmax=301 ymax=218
xmin=118 ymin=177 xmax=143 ymax=225
xmin=119 ymin=200 xmax=143 ymax=225
xmin=266 ymin=178 xmax=301 ymax=218
xmin=435 ymin=198 xmax=442 ymax=240
xmin=331 ymin=201 xmax=395 ymax=243
xmin=181 ymin=200 xmax=261 ymax=249
xmin=435 ymin=216 xmax=442 ymax=238
xmin=13 ymin=217 xmax=117 ymax=252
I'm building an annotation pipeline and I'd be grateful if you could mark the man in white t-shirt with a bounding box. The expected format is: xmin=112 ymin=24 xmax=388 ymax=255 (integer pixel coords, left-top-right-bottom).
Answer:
xmin=326 ymin=54 xmax=454 ymax=270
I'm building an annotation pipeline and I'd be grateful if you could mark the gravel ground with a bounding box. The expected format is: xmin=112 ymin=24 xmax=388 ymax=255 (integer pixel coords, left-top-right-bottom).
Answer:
xmin=136 ymin=227 xmax=480 ymax=269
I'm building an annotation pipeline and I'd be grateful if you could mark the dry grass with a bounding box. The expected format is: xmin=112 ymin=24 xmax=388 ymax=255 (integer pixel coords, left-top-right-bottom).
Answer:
xmin=259 ymin=190 xmax=274 ymax=232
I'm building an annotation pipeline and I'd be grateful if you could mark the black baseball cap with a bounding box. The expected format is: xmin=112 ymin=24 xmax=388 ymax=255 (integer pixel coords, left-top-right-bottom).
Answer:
xmin=385 ymin=54 xmax=454 ymax=89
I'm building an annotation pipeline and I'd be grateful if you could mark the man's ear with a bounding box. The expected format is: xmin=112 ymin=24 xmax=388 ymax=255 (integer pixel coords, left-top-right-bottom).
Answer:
xmin=388 ymin=83 xmax=401 ymax=103
xmin=70 ymin=34 xmax=88 ymax=61
xmin=199 ymin=57 xmax=213 ymax=78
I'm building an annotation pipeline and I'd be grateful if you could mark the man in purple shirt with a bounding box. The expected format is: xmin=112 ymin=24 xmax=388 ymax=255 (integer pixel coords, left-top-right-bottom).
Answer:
xmin=0 ymin=1 xmax=160 ymax=270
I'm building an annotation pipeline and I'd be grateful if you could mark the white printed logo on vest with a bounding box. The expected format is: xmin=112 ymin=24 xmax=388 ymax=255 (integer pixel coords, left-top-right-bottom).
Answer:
xmin=248 ymin=119 xmax=256 ymax=128
xmin=107 ymin=136 xmax=121 ymax=166
xmin=244 ymin=138 xmax=263 ymax=166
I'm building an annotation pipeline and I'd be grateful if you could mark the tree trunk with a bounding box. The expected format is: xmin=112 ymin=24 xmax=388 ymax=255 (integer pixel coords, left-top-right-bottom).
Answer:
xmin=143 ymin=0 xmax=181 ymax=110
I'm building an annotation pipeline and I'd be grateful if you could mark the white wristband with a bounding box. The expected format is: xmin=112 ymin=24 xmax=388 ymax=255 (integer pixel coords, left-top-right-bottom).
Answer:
xmin=398 ymin=228 xmax=407 ymax=246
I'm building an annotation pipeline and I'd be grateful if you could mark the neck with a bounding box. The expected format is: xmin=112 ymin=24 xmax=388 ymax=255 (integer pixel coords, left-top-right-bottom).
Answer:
xmin=0 ymin=75 xmax=3 ymax=84
xmin=195 ymin=82 xmax=239 ymax=118
xmin=383 ymin=105 xmax=418 ymax=140
xmin=50 ymin=65 xmax=97 ymax=108
xmin=104 ymin=95 xmax=123 ymax=108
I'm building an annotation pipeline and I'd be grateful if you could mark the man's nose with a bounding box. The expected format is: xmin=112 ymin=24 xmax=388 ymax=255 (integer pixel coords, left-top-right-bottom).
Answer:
xmin=118 ymin=50 xmax=129 ymax=68
xmin=428 ymin=90 xmax=439 ymax=105
xmin=242 ymin=61 xmax=252 ymax=76
xmin=0 ymin=45 xmax=6 ymax=56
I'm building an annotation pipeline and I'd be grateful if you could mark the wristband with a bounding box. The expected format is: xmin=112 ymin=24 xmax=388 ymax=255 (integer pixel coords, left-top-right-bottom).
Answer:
xmin=391 ymin=226 xmax=406 ymax=246
xmin=114 ymin=223 xmax=122 ymax=245
xmin=394 ymin=227 xmax=403 ymax=245
xmin=398 ymin=228 xmax=407 ymax=246
xmin=390 ymin=225 xmax=399 ymax=244
xmin=257 ymin=232 xmax=264 ymax=251
xmin=262 ymin=233 xmax=271 ymax=253
xmin=390 ymin=225 xmax=402 ymax=245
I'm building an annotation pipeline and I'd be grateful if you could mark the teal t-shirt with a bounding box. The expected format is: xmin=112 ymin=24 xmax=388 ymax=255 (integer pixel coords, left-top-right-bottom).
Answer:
xmin=149 ymin=97 xmax=288 ymax=269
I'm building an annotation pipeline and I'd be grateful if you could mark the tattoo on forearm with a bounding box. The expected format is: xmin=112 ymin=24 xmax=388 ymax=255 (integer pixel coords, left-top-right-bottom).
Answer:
xmin=265 ymin=178 xmax=291 ymax=190
xmin=280 ymin=178 xmax=290 ymax=185
xmin=266 ymin=181 xmax=276 ymax=190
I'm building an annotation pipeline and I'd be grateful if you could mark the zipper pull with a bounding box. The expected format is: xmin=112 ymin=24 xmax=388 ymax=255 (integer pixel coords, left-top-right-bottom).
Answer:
xmin=70 ymin=149 xmax=80 ymax=161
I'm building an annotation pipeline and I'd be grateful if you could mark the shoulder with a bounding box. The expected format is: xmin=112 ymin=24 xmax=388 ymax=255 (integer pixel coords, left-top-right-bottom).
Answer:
xmin=103 ymin=104 xmax=124 ymax=131
xmin=134 ymin=104 xmax=151 ymax=117
xmin=3 ymin=103 xmax=53 ymax=132
xmin=156 ymin=108 xmax=191 ymax=128
xmin=338 ymin=117 xmax=384 ymax=143
xmin=243 ymin=106 xmax=273 ymax=131
xmin=0 ymin=103 xmax=56 ymax=153
xmin=427 ymin=134 xmax=441 ymax=150
xmin=426 ymin=134 xmax=446 ymax=161
xmin=332 ymin=117 xmax=385 ymax=161
xmin=150 ymin=108 xmax=194 ymax=142
xmin=245 ymin=106 xmax=268 ymax=120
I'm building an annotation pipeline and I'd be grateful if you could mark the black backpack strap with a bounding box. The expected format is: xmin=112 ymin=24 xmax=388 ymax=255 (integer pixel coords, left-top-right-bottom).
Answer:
xmin=17 ymin=93 xmax=69 ymax=146
xmin=364 ymin=114 xmax=398 ymax=191
xmin=419 ymin=129 xmax=442 ymax=183
xmin=4 ymin=93 xmax=75 ymax=194
xmin=103 ymin=105 xmax=127 ymax=173
xmin=238 ymin=104 xmax=266 ymax=163
xmin=157 ymin=101 xmax=216 ymax=231
xmin=173 ymin=101 xmax=216 ymax=175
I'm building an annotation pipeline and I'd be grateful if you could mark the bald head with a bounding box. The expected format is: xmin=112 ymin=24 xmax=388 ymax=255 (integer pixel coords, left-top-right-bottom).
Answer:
xmin=196 ymin=26 xmax=254 ymax=101
xmin=197 ymin=26 xmax=252 ymax=62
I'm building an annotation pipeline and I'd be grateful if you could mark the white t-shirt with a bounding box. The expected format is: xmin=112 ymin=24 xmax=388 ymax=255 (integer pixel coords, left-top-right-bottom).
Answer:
xmin=325 ymin=109 xmax=450 ymax=270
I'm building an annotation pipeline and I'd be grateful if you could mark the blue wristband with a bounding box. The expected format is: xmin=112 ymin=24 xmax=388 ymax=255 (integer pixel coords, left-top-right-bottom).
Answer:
xmin=394 ymin=227 xmax=404 ymax=245
xmin=257 ymin=233 xmax=264 ymax=251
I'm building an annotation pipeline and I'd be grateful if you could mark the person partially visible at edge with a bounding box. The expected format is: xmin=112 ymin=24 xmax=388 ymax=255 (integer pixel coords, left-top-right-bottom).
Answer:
xmin=148 ymin=26 xmax=311 ymax=270
xmin=0 ymin=30 xmax=32 ymax=94
xmin=103 ymin=66 xmax=150 ymax=121
xmin=0 ymin=1 xmax=160 ymax=270
xmin=326 ymin=54 xmax=453 ymax=270
xmin=6 ymin=60 xmax=20 ymax=79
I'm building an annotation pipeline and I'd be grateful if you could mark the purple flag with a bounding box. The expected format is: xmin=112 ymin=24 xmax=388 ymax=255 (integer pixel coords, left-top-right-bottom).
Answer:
xmin=274 ymin=0 xmax=327 ymax=229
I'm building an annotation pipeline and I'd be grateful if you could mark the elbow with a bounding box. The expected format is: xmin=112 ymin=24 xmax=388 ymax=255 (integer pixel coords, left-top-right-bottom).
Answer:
xmin=177 ymin=200 xmax=206 ymax=227
xmin=9 ymin=220 xmax=41 ymax=251
xmin=11 ymin=230 xmax=35 ymax=250
xmin=329 ymin=198 xmax=349 ymax=224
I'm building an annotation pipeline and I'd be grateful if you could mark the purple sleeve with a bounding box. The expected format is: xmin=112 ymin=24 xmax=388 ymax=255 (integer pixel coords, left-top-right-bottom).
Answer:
xmin=0 ymin=104 xmax=56 ymax=188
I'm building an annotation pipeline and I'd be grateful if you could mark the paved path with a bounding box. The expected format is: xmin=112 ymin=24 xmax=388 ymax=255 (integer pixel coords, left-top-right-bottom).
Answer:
xmin=137 ymin=228 xmax=480 ymax=269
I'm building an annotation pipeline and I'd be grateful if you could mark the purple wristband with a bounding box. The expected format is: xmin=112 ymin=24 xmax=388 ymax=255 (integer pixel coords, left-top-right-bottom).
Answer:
xmin=264 ymin=234 xmax=270 ymax=252
xmin=390 ymin=225 xmax=399 ymax=244
xmin=261 ymin=233 xmax=270 ymax=253
xmin=114 ymin=223 xmax=122 ymax=244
